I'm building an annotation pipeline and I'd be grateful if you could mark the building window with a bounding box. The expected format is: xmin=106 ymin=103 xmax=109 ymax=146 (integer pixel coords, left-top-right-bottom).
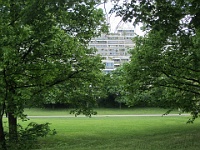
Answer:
xmin=105 ymin=62 xmax=114 ymax=69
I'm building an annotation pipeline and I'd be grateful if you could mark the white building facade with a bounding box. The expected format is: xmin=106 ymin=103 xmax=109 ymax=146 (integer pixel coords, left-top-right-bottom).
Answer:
xmin=89 ymin=30 xmax=135 ymax=73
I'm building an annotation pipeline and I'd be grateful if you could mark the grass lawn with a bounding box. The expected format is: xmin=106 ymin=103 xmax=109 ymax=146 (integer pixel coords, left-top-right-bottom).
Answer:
xmin=17 ymin=109 xmax=200 ymax=150
xmin=24 ymin=107 xmax=183 ymax=116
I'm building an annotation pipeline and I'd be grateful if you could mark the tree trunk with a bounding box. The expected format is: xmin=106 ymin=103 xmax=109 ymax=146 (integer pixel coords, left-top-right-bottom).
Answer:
xmin=8 ymin=112 xmax=17 ymax=142
xmin=0 ymin=116 xmax=6 ymax=150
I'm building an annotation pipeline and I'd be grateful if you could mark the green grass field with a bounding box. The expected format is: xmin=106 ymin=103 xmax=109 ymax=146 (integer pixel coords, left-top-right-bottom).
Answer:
xmin=24 ymin=107 xmax=183 ymax=116
xmin=15 ymin=108 xmax=200 ymax=150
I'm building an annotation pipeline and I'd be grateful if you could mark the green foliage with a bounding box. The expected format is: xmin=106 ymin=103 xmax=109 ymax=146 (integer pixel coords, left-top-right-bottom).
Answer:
xmin=98 ymin=67 xmax=129 ymax=108
xmin=6 ymin=122 xmax=56 ymax=150
xmin=0 ymin=0 xmax=108 ymax=147
xmin=112 ymin=0 xmax=200 ymax=119
xmin=37 ymin=66 xmax=106 ymax=110
xmin=0 ymin=0 xmax=107 ymax=112
xmin=70 ymin=108 xmax=97 ymax=117
xmin=19 ymin=122 xmax=56 ymax=139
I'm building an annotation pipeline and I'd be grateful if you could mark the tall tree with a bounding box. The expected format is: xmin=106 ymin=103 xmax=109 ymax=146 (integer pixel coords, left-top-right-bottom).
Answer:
xmin=112 ymin=0 xmax=200 ymax=118
xmin=0 ymin=0 xmax=107 ymax=148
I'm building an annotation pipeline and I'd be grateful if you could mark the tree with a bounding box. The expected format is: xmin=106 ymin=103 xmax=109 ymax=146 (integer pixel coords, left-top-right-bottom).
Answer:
xmin=38 ymin=71 xmax=106 ymax=115
xmin=112 ymin=0 xmax=200 ymax=118
xmin=99 ymin=67 xmax=128 ymax=108
xmin=0 ymin=0 xmax=107 ymax=148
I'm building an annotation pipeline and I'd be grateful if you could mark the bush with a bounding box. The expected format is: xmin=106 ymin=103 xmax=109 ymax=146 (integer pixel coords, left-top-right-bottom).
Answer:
xmin=6 ymin=122 xmax=56 ymax=150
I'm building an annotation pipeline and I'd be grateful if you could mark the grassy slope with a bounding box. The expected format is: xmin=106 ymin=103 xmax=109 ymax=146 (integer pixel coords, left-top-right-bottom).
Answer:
xmin=18 ymin=113 xmax=200 ymax=150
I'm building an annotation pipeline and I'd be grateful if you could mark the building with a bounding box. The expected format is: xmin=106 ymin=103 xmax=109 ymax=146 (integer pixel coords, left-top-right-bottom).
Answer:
xmin=89 ymin=29 xmax=135 ymax=73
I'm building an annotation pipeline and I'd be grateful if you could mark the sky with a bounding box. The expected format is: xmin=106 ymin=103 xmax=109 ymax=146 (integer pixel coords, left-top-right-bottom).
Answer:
xmin=98 ymin=1 xmax=144 ymax=35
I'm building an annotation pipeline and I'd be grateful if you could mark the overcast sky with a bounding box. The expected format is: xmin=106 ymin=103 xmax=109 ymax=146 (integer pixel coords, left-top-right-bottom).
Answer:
xmin=98 ymin=1 xmax=144 ymax=35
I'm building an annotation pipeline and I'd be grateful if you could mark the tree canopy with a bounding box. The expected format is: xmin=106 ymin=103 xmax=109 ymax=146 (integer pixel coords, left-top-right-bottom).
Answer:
xmin=0 ymin=0 xmax=107 ymax=149
xmin=112 ymin=0 xmax=200 ymax=119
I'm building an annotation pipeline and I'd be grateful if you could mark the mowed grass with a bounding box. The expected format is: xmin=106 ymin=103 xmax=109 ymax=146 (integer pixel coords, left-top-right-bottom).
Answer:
xmin=17 ymin=108 xmax=200 ymax=150
xmin=24 ymin=107 xmax=183 ymax=116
